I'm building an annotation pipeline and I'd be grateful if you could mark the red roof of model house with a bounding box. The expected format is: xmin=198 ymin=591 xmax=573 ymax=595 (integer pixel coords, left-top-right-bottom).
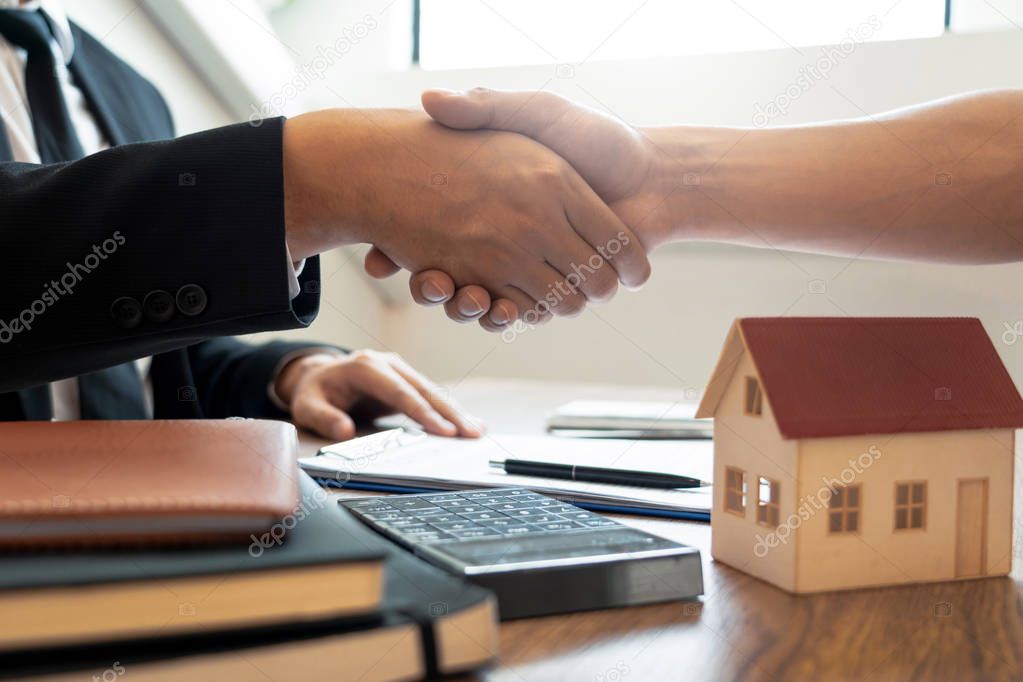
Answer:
xmin=696 ymin=317 xmax=1023 ymax=439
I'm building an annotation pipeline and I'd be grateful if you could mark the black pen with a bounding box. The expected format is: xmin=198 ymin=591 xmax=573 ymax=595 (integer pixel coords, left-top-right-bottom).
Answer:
xmin=489 ymin=459 xmax=708 ymax=489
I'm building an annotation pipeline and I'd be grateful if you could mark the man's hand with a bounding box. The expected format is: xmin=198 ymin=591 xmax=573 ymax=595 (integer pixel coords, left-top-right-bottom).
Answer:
xmin=284 ymin=108 xmax=651 ymax=322
xmin=362 ymin=89 xmax=673 ymax=328
xmin=274 ymin=350 xmax=483 ymax=441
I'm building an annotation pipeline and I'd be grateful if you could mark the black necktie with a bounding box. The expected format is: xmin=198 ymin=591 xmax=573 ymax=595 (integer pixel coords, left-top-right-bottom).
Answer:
xmin=0 ymin=9 xmax=147 ymax=420
xmin=0 ymin=9 xmax=83 ymax=163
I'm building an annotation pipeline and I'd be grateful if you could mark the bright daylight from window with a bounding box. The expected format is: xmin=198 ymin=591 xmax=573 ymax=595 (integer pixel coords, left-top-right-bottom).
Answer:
xmin=419 ymin=0 xmax=947 ymax=70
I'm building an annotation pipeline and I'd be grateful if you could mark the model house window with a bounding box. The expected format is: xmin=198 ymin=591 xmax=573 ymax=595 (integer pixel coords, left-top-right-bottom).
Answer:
xmin=828 ymin=484 xmax=861 ymax=533
xmin=756 ymin=476 xmax=780 ymax=527
xmin=744 ymin=376 xmax=763 ymax=416
xmin=724 ymin=467 xmax=747 ymax=515
xmin=894 ymin=482 xmax=927 ymax=530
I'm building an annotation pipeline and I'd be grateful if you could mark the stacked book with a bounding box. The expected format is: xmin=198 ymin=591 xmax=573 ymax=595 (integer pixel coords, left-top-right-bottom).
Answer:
xmin=0 ymin=421 xmax=498 ymax=681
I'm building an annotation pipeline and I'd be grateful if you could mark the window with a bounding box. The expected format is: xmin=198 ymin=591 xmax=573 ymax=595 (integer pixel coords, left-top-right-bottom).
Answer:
xmin=894 ymin=482 xmax=927 ymax=530
xmin=724 ymin=467 xmax=747 ymax=516
xmin=416 ymin=0 xmax=947 ymax=70
xmin=744 ymin=376 xmax=763 ymax=416
xmin=756 ymin=476 xmax=780 ymax=527
xmin=828 ymin=484 xmax=860 ymax=534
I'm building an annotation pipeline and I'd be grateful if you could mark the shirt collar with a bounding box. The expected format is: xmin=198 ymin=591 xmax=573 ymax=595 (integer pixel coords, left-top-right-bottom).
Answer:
xmin=0 ymin=0 xmax=74 ymax=64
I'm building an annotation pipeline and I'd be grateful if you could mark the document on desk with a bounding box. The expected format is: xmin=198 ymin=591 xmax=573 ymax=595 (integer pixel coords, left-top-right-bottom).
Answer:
xmin=300 ymin=429 xmax=712 ymax=520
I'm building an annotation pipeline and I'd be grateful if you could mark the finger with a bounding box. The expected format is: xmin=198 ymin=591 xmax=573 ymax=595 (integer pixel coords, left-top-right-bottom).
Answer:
xmin=349 ymin=359 xmax=458 ymax=436
xmin=409 ymin=270 xmax=456 ymax=306
xmin=292 ymin=393 xmax=357 ymax=442
xmin=479 ymin=298 xmax=519 ymax=332
xmin=564 ymin=172 xmax=651 ymax=289
xmin=364 ymin=246 xmax=402 ymax=279
xmin=514 ymin=260 xmax=587 ymax=319
xmin=387 ymin=356 xmax=485 ymax=438
xmin=541 ymin=229 xmax=619 ymax=303
xmin=498 ymin=284 xmax=552 ymax=326
xmin=443 ymin=285 xmax=492 ymax=323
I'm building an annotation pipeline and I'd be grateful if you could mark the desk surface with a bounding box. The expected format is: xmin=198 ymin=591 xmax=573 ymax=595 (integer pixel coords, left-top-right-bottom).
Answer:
xmin=306 ymin=379 xmax=1023 ymax=682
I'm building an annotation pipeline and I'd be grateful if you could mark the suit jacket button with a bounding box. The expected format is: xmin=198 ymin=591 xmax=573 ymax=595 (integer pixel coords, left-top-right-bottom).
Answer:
xmin=143 ymin=290 xmax=175 ymax=322
xmin=176 ymin=284 xmax=207 ymax=316
xmin=110 ymin=297 xmax=142 ymax=329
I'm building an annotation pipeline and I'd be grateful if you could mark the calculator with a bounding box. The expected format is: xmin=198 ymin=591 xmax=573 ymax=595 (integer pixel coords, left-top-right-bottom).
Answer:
xmin=339 ymin=488 xmax=703 ymax=619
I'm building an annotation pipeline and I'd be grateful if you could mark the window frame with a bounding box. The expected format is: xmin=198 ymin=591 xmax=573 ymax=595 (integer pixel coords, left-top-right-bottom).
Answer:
xmin=894 ymin=481 xmax=927 ymax=531
xmin=755 ymin=475 xmax=781 ymax=528
xmin=724 ymin=466 xmax=747 ymax=517
xmin=827 ymin=484 xmax=862 ymax=535
xmin=744 ymin=376 xmax=763 ymax=417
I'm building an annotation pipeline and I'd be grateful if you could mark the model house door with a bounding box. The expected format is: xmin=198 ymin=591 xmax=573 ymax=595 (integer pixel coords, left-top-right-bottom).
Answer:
xmin=955 ymin=479 xmax=988 ymax=578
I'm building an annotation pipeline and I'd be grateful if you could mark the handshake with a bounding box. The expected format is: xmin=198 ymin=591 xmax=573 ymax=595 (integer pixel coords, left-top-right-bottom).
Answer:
xmin=284 ymin=87 xmax=1023 ymax=327
xmin=283 ymin=88 xmax=679 ymax=332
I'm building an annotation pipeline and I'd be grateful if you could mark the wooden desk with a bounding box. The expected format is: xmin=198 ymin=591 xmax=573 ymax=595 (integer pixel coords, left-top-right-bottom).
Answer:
xmin=308 ymin=379 xmax=1023 ymax=682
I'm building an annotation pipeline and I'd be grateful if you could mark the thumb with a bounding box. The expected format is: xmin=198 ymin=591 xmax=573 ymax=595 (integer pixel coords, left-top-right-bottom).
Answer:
xmin=421 ymin=88 xmax=494 ymax=130
xmin=422 ymin=88 xmax=571 ymax=140
xmin=293 ymin=393 xmax=357 ymax=442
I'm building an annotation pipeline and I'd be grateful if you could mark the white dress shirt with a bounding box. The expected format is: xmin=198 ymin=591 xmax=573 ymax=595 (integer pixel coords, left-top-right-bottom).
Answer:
xmin=0 ymin=0 xmax=306 ymax=418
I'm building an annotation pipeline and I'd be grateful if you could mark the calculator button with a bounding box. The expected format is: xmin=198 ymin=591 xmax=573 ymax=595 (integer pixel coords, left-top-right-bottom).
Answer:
xmin=536 ymin=521 xmax=584 ymax=531
xmin=431 ymin=521 xmax=476 ymax=531
xmin=449 ymin=528 xmax=502 ymax=539
xmin=580 ymin=518 xmax=621 ymax=527
xmin=461 ymin=511 xmax=504 ymax=522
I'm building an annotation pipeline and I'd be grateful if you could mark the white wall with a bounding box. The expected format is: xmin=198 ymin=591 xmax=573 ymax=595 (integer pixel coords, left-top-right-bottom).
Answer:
xmin=67 ymin=1 xmax=1023 ymax=393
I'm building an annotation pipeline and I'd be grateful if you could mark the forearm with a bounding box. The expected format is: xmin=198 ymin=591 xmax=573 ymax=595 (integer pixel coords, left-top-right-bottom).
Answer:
xmin=645 ymin=89 xmax=1023 ymax=263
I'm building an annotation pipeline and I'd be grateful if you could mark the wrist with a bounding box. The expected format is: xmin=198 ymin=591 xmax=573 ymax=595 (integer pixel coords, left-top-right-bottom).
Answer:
xmin=283 ymin=111 xmax=386 ymax=260
xmin=638 ymin=126 xmax=751 ymax=248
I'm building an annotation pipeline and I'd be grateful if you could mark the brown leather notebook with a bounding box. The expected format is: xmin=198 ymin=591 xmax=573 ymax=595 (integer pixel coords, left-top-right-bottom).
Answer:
xmin=0 ymin=419 xmax=300 ymax=547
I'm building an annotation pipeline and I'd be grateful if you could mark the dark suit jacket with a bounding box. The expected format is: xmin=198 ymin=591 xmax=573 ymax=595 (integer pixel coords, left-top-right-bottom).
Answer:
xmin=0 ymin=21 xmax=328 ymax=420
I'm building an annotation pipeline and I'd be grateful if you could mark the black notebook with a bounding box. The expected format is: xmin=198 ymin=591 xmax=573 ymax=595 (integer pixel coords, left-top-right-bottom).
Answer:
xmin=0 ymin=473 xmax=386 ymax=653
xmin=2 ymin=473 xmax=499 ymax=681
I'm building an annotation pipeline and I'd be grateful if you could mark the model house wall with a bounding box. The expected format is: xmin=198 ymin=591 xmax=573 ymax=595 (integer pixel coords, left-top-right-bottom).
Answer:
xmin=710 ymin=348 xmax=797 ymax=592
xmin=701 ymin=317 xmax=1023 ymax=594
xmin=794 ymin=430 xmax=1014 ymax=593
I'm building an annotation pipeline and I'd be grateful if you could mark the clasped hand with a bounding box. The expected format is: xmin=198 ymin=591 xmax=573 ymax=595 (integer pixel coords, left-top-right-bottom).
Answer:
xmin=367 ymin=89 xmax=667 ymax=330
xmin=284 ymin=97 xmax=657 ymax=330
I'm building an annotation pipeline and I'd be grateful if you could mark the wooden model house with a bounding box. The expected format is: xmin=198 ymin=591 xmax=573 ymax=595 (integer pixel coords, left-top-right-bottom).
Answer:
xmin=695 ymin=317 xmax=1023 ymax=593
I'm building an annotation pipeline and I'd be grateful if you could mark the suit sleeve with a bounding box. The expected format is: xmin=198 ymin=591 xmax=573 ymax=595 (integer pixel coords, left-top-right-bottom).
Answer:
xmin=185 ymin=327 xmax=347 ymax=420
xmin=0 ymin=117 xmax=321 ymax=392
